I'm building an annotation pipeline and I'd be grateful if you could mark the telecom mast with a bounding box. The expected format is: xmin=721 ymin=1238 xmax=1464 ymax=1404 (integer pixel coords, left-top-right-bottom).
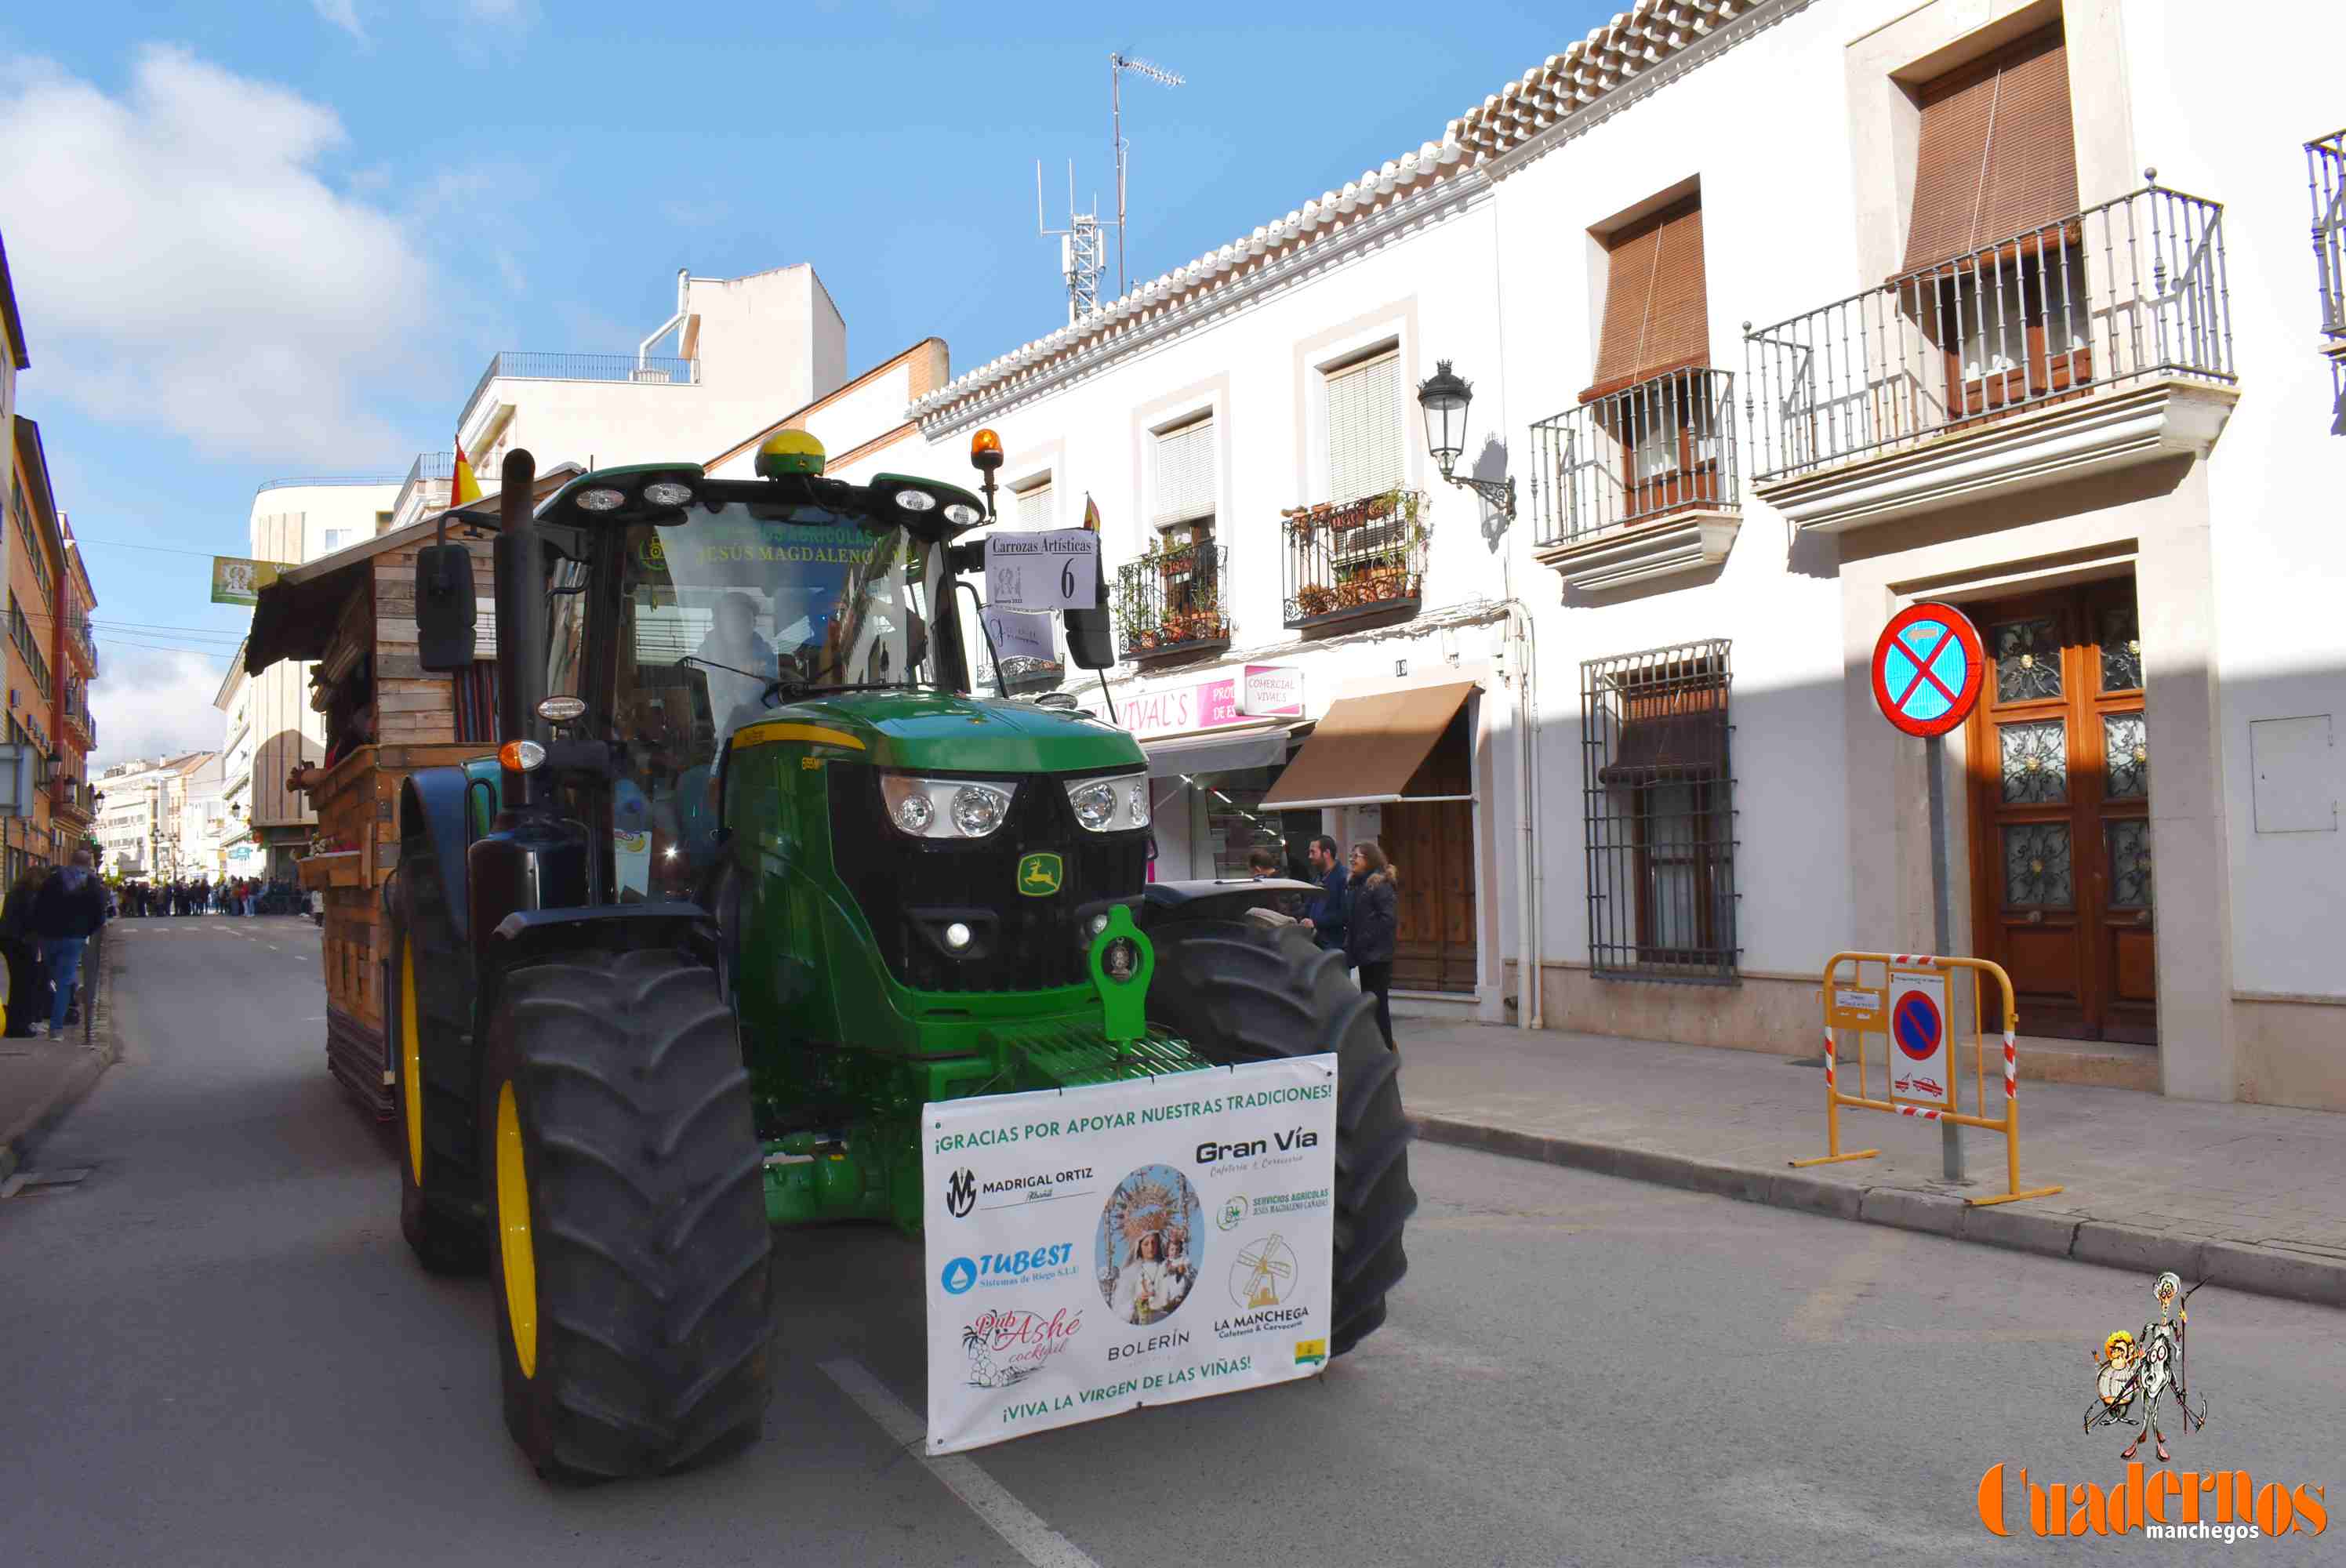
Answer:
xmin=1036 ymin=161 xmax=1106 ymax=324
xmin=1109 ymin=52 xmax=1184 ymax=298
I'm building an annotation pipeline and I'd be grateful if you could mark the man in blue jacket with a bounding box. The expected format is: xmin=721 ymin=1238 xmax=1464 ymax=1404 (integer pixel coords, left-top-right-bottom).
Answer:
xmin=1298 ymin=834 xmax=1349 ymax=954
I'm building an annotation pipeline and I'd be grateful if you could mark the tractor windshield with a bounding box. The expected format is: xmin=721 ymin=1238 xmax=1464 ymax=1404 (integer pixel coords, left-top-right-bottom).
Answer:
xmin=554 ymin=503 xmax=945 ymax=898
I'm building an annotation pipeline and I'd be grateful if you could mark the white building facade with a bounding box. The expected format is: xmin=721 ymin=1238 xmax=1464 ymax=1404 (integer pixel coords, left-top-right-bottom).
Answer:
xmin=902 ymin=0 xmax=2344 ymax=1110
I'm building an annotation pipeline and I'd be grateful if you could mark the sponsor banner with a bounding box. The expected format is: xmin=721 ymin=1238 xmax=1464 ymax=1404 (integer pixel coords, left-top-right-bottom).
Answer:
xmin=922 ymin=1054 xmax=1338 ymax=1454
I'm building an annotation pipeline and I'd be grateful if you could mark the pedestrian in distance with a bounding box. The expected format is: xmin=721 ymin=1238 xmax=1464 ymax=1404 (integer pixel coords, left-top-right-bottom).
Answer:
xmin=1342 ymin=841 xmax=1399 ymax=1049
xmin=1246 ymin=846 xmax=1281 ymax=878
xmin=1297 ymin=834 xmax=1350 ymax=954
xmin=0 ymin=863 xmax=53 ymax=1037
xmin=30 ymin=848 xmax=107 ymax=1040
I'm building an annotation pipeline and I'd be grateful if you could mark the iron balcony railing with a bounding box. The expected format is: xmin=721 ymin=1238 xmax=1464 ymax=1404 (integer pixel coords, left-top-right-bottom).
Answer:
xmin=394 ymin=451 xmax=456 ymax=527
xmin=458 ymin=350 xmax=702 ymax=440
xmin=2311 ymin=130 xmax=2346 ymax=342
xmin=1116 ymin=540 xmax=1230 ymax=659
xmin=1743 ymin=182 xmax=2234 ymax=485
xmin=1531 ymin=368 xmax=1738 ymax=549
xmin=1282 ymin=489 xmax=1429 ymax=629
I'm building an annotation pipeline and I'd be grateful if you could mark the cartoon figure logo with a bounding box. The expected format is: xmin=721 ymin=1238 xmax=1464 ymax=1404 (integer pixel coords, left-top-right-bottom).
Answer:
xmin=2084 ymin=1270 xmax=2208 ymax=1463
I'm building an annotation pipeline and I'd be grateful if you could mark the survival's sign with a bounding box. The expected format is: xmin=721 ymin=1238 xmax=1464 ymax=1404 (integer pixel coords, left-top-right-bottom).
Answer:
xmin=921 ymin=1057 xmax=1337 ymax=1454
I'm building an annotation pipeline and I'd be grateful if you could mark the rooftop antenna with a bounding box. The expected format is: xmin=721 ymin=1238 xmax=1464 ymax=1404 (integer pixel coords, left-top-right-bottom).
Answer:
xmin=1037 ymin=160 xmax=1106 ymax=325
xmin=1109 ymin=52 xmax=1184 ymax=298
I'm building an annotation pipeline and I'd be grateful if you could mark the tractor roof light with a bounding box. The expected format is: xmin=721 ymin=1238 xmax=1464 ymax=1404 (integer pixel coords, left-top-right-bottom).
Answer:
xmin=970 ymin=428 xmax=1004 ymax=473
xmin=575 ymin=488 xmax=627 ymax=512
xmin=755 ymin=429 xmax=826 ymax=479
xmin=641 ymin=480 xmax=695 ymax=506
xmin=942 ymin=501 xmax=982 ymax=528
xmin=895 ymin=488 xmax=938 ymax=513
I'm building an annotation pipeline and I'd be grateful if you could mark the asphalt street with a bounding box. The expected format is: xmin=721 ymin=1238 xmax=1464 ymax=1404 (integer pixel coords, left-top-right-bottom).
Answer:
xmin=3 ymin=916 xmax=2340 ymax=1566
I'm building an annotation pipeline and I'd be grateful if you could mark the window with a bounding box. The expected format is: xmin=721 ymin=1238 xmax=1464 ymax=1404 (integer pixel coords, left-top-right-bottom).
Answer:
xmin=1582 ymin=641 xmax=1736 ymax=981
xmin=1586 ymin=195 xmax=1709 ymax=399
xmin=1013 ymin=477 xmax=1055 ymax=529
xmin=1151 ymin=415 xmax=1216 ymax=544
xmin=318 ymin=528 xmax=354 ymax=557
xmin=1901 ymin=24 xmax=2089 ymax=416
xmin=1324 ymin=350 xmax=1403 ymax=504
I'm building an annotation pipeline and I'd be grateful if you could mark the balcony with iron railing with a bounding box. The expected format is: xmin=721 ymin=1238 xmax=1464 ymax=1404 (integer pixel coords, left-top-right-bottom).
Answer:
xmin=2308 ymin=130 xmax=2346 ymax=432
xmin=65 ymin=615 xmax=98 ymax=677
xmin=393 ymin=451 xmax=456 ymax=530
xmin=1742 ymin=180 xmax=2238 ymax=532
xmin=1281 ymin=488 xmax=1429 ymax=630
xmin=1115 ymin=541 xmax=1230 ymax=661
xmin=1530 ymin=368 xmax=1741 ymax=592
xmin=457 ymin=351 xmax=702 ymax=442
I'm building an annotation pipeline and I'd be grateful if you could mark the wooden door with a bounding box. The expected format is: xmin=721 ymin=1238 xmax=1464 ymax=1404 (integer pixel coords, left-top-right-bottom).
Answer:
xmin=1965 ymin=582 xmax=2154 ymax=1041
xmin=1383 ymin=708 xmax=1477 ymax=993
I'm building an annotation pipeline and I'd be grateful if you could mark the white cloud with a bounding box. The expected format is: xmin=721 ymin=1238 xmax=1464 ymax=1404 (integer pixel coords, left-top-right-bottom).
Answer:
xmin=312 ymin=0 xmax=369 ymax=44
xmin=0 ymin=46 xmax=435 ymax=463
xmin=461 ymin=0 xmax=534 ymax=24
xmin=88 ymin=646 xmax=231 ymax=774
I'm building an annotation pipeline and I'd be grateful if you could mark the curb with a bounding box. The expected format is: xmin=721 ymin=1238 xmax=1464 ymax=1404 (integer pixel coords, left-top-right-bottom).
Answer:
xmin=1408 ymin=1114 xmax=2346 ymax=1311
xmin=0 ymin=931 xmax=121 ymax=1183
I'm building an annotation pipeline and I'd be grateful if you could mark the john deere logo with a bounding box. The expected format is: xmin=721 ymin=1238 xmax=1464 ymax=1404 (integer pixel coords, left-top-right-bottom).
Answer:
xmin=1017 ymin=852 xmax=1063 ymax=898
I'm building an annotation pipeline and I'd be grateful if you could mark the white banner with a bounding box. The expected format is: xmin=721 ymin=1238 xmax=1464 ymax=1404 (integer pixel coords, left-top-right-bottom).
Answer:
xmin=984 ymin=528 xmax=1100 ymax=611
xmin=922 ymin=1055 xmax=1338 ymax=1454
xmin=979 ymin=605 xmax=1056 ymax=666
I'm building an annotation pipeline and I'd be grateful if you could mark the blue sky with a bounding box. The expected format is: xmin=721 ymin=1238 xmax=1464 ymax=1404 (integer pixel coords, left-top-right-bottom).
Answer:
xmin=1 ymin=1 xmax=1603 ymax=765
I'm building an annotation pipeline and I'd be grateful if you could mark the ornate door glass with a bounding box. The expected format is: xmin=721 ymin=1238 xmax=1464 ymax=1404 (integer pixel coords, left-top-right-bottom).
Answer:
xmin=2103 ymin=712 xmax=2148 ymax=800
xmin=2105 ymin=819 xmax=2153 ymax=909
xmin=1999 ymin=719 xmax=2068 ymax=803
xmin=1994 ymin=617 xmax=2064 ymax=700
xmin=2099 ymin=604 xmax=2142 ymax=691
xmin=2002 ymin=822 xmax=2074 ymax=908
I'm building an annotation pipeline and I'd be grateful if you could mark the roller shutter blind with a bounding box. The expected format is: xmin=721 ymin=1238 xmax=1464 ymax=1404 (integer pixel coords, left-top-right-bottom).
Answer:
xmin=1325 ymin=350 xmax=1403 ymax=503
xmin=1586 ymin=195 xmax=1709 ymax=399
xmin=1015 ymin=481 xmax=1054 ymax=528
xmin=1899 ymin=24 xmax=2079 ymax=275
xmin=1152 ymin=417 xmax=1216 ymax=529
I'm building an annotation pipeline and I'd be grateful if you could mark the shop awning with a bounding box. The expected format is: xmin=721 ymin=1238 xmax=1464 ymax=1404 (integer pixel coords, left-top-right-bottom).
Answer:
xmin=1259 ymin=680 xmax=1476 ymax=810
xmin=1143 ymin=727 xmax=1294 ymax=779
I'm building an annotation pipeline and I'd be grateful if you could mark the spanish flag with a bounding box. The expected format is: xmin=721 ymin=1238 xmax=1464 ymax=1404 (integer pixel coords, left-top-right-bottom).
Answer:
xmin=1081 ymin=492 xmax=1100 ymax=532
xmin=452 ymin=445 xmax=484 ymax=507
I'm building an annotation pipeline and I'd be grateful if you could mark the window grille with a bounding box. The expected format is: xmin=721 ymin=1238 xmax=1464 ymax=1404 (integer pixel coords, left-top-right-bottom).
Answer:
xmin=1151 ymin=416 xmax=1216 ymax=531
xmin=1015 ymin=480 xmax=1055 ymax=529
xmin=1582 ymin=640 xmax=1738 ymax=982
xmin=1325 ymin=350 xmax=1403 ymax=503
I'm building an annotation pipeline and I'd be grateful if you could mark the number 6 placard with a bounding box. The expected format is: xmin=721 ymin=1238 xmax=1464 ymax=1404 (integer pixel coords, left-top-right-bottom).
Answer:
xmin=985 ymin=528 xmax=1100 ymax=611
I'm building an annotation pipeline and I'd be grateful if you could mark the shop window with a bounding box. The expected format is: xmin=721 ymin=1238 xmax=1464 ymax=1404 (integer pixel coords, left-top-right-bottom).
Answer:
xmin=1582 ymin=641 xmax=1737 ymax=981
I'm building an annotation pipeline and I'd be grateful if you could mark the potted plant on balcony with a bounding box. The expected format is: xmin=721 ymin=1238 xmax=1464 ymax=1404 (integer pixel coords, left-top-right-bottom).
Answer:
xmin=1294 ymin=583 xmax=1337 ymax=618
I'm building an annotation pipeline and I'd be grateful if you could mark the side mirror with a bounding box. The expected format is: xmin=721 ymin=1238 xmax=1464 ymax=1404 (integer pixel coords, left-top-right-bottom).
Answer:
xmin=415 ymin=542 xmax=478 ymax=673
xmin=1062 ymin=604 xmax=1115 ymax=670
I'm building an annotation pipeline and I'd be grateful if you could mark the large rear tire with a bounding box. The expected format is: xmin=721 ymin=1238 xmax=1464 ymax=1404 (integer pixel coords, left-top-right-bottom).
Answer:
xmin=1144 ymin=919 xmax=1414 ymax=1357
xmin=389 ymin=921 xmax=489 ymax=1275
xmin=479 ymin=948 xmax=774 ymax=1482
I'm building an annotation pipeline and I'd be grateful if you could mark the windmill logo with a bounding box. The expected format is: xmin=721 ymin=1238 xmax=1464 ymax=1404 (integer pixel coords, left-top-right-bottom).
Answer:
xmin=1228 ymin=1234 xmax=1298 ymax=1309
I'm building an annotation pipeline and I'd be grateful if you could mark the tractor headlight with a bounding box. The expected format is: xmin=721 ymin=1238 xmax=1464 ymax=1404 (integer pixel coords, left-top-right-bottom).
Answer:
xmin=1062 ymin=773 xmax=1149 ymax=833
xmin=881 ymin=775 xmax=1017 ymax=839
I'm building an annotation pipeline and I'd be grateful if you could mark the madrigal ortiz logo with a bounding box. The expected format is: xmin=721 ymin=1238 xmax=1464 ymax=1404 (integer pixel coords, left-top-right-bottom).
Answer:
xmin=1974 ymin=1269 xmax=2326 ymax=1541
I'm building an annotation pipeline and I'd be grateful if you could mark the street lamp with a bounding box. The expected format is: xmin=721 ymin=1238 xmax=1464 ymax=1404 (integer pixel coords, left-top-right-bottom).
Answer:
xmin=1416 ymin=359 xmax=1516 ymax=521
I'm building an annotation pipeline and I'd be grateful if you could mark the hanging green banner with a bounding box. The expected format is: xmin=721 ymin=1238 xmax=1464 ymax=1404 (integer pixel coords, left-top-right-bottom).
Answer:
xmin=211 ymin=557 xmax=296 ymax=606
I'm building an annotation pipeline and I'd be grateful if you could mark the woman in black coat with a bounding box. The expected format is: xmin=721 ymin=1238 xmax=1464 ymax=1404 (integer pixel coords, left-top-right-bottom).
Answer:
xmin=1 ymin=866 xmax=53 ymax=1037
xmin=1342 ymin=842 xmax=1400 ymax=1047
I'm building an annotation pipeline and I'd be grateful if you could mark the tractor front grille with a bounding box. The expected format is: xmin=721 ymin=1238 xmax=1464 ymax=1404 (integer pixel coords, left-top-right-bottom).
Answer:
xmin=829 ymin=771 xmax=1148 ymax=993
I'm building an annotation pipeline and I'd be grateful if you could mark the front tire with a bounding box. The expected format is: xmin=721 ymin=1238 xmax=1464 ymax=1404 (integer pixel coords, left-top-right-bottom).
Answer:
xmin=479 ymin=948 xmax=773 ymax=1482
xmin=1145 ymin=920 xmax=1414 ymax=1356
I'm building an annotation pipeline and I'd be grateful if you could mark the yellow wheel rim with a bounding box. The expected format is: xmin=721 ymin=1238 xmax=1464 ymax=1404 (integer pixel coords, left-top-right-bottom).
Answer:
xmin=495 ymin=1082 xmax=539 ymax=1378
xmin=400 ymin=943 xmax=424 ymax=1185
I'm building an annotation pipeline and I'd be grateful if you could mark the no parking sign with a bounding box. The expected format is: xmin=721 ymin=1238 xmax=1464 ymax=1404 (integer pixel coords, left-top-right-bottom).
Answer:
xmin=1871 ymin=602 xmax=1985 ymax=737
xmin=1887 ymin=968 xmax=1955 ymax=1108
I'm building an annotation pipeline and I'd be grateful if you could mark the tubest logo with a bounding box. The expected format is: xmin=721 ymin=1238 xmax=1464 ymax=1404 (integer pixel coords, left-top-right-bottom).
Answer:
xmin=941 ymin=1243 xmax=1080 ymax=1295
xmin=1976 ymin=1463 xmax=2326 ymax=1540
xmin=1195 ymin=1127 xmax=1320 ymax=1164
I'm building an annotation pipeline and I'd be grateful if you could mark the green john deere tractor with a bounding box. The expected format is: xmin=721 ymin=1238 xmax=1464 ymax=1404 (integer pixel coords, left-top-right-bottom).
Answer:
xmin=387 ymin=431 xmax=1413 ymax=1482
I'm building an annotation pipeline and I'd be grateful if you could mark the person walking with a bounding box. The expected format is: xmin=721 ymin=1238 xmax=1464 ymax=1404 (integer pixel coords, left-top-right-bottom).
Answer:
xmin=1342 ymin=841 xmax=1399 ymax=1048
xmin=1 ymin=864 xmax=52 ymax=1036
xmin=1298 ymin=834 xmax=1350 ymax=954
xmin=31 ymin=849 xmax=107 ymax=1039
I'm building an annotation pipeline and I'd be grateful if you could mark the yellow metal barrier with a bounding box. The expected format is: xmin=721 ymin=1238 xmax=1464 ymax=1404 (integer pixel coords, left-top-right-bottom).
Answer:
xmin=1792 ymin=951 xmax=2062 ymax=1207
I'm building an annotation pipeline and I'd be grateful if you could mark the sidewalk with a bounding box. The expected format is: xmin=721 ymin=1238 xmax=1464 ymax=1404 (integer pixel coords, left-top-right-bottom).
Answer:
xmin=1400 ymin=1020 xmax=2346 ymax=1308
xmin=0 ymin=934 xmax=119 ymax=1184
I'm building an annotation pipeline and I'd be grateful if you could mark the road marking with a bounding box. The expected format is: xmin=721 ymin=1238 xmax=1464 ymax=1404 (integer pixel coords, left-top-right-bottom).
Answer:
xmin=817 ymin=1357 xmax=1101 ymax=1568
